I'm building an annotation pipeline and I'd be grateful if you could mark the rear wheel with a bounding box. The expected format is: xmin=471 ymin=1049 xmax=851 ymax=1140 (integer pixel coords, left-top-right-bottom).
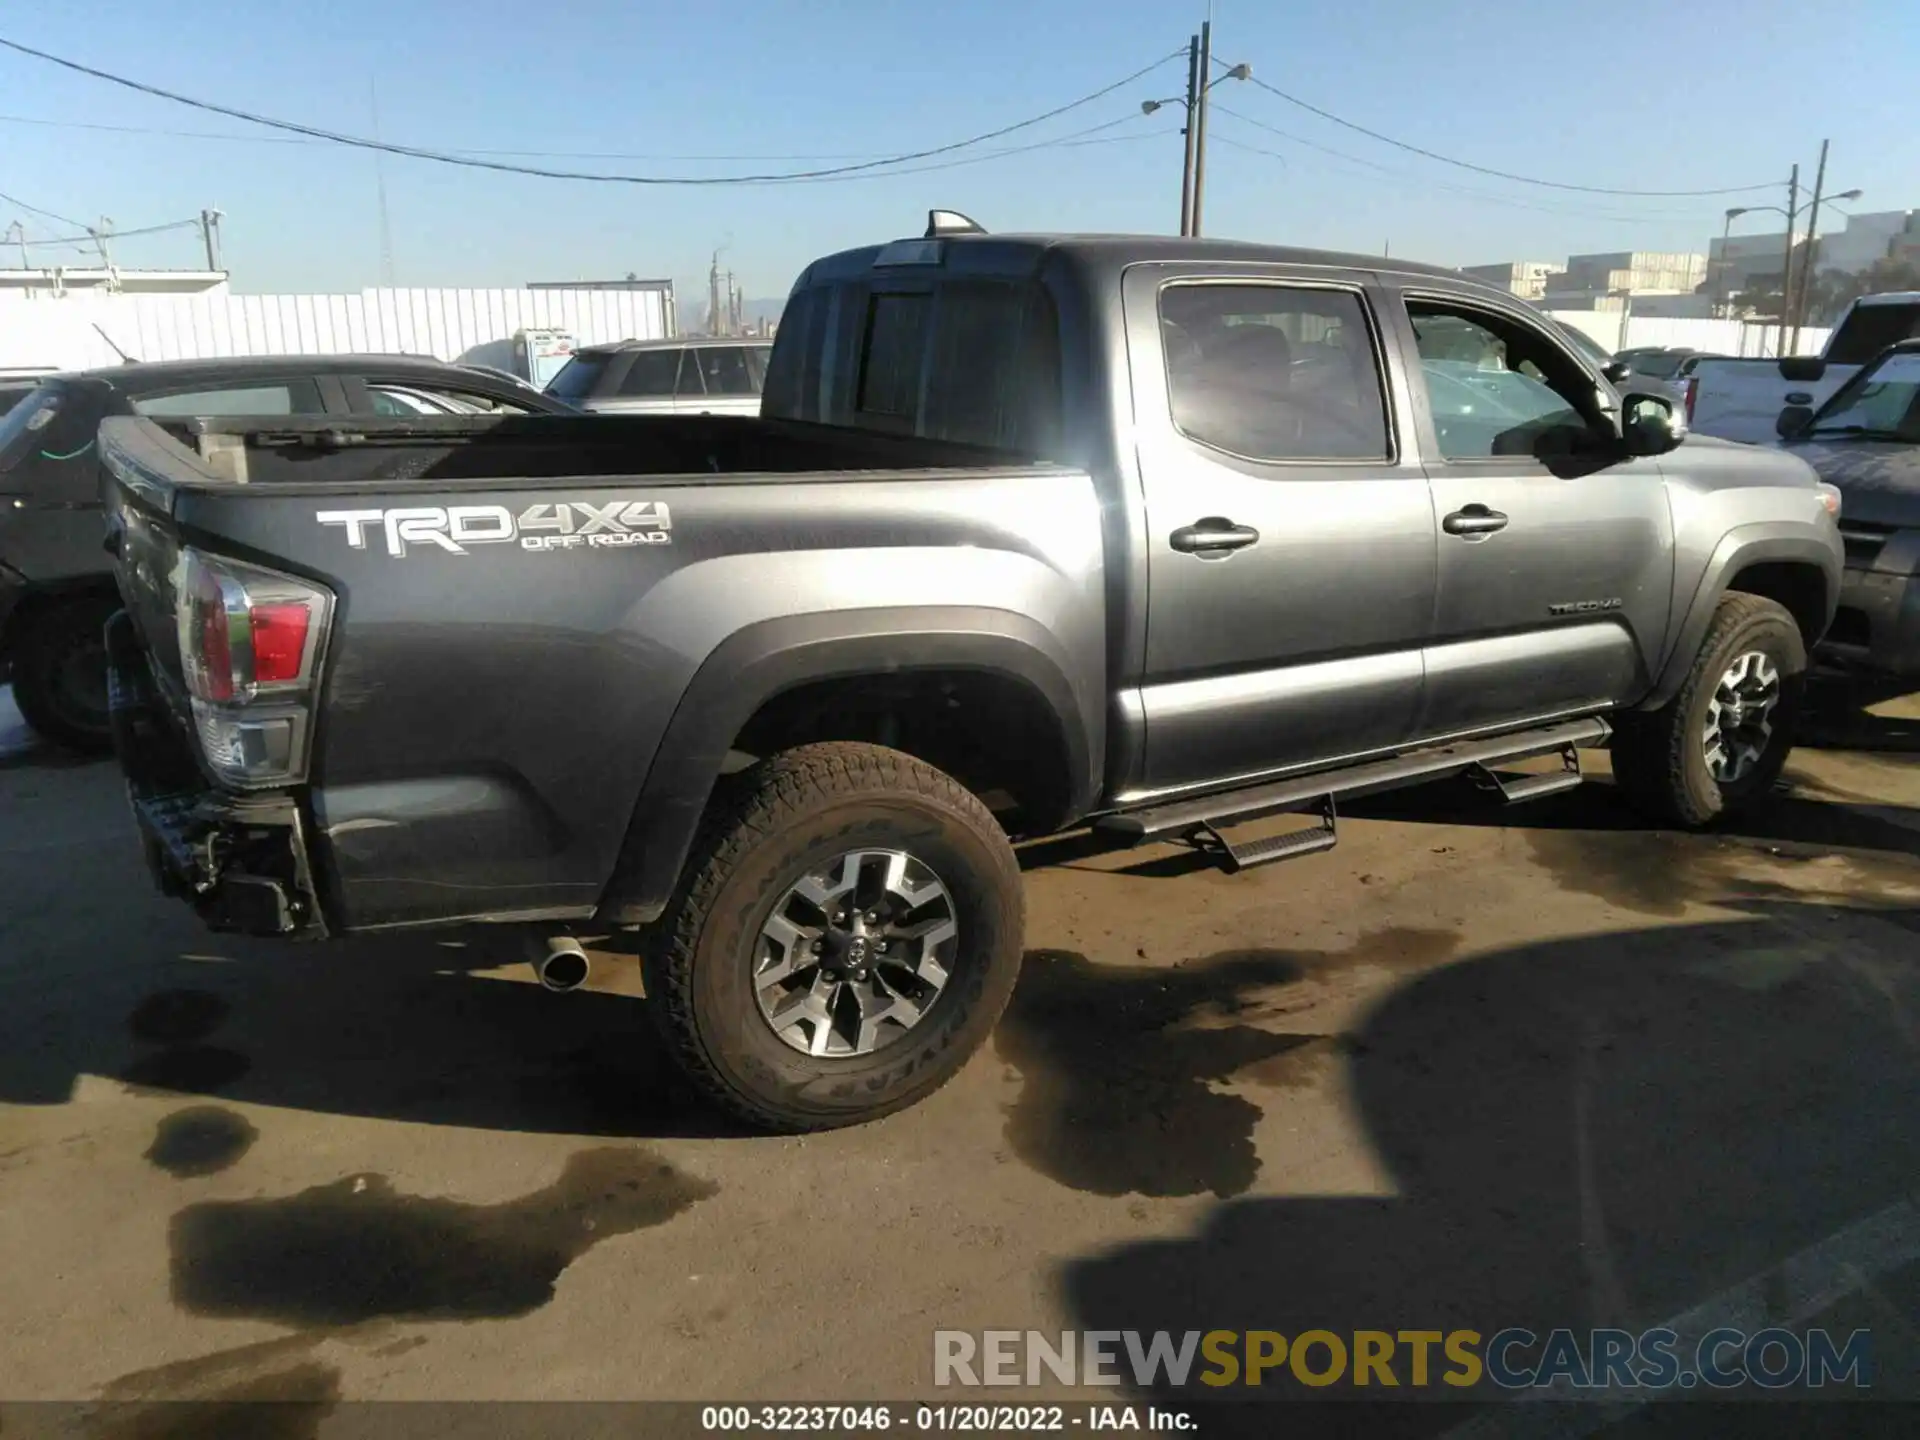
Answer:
xmin=645 ymin=742 xmax=1024 ymax=1132
xmin=10 ymin=595 xmax=118 ymax=753
xmin=1612 ymin=593 xmax=1806 ymax=828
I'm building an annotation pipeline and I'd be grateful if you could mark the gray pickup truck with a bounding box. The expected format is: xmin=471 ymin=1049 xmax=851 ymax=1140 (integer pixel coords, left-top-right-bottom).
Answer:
xmin=99 ymin=216 xmax=1843 ymax=1132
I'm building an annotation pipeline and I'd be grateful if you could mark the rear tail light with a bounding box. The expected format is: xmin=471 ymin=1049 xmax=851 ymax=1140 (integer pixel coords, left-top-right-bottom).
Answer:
xmin=175 ymin=548 xmax=333 ymax=788
xmin=1683 ymin=376 xmax=1699 ymax=424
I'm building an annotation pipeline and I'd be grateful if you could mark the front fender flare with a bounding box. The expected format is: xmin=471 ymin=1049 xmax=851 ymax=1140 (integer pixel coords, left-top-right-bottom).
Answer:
xmin=595 ymin=605 xmax=1097 ymax=925
xmin=1642 ymin=523 xmax=1841 ymax=710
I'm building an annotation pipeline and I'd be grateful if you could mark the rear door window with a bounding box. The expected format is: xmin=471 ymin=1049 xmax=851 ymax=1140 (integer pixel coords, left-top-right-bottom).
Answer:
xmin=618 ymin=349 xmax=682 ymax=398
xmin=694 ymin=346 xmax=760 ymax=395
xmin=922 ymin=280 xmax=1062 ymax=454
xmin=1161 ymin=283 xmax=1391 ymax=461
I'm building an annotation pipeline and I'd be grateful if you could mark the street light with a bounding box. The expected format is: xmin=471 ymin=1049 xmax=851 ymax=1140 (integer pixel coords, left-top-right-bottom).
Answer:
xmin=1142 ymin=26 xmax=1250 ymax=236
xmin=1722 ymin=183 xmax=1862 ymax=345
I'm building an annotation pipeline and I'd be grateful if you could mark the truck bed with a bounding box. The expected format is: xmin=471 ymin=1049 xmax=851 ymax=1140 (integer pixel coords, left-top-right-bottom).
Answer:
xmin=98 ymin=411 xmax=1106 ymax=934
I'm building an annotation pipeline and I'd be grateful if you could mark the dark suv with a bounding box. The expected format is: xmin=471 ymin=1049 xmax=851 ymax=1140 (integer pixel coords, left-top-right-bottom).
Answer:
xmin=544 ymin=337 xmax=772 ymax=416
xmin=0 ymin=353 xmax=571 ymax=750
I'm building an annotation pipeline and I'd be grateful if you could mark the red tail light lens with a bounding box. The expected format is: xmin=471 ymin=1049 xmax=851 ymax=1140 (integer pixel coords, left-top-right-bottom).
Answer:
xmin=174 ymin=548 xmax=334 ymax=788
xmin=249 ymin=602 xmax=312 ymax=685
xmin=1683 ymin=377 xmax=1698 ymax=423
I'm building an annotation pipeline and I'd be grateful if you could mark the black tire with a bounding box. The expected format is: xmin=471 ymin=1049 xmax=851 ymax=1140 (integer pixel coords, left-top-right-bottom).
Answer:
xmin=10 ymin=595 xmax=118 ymax=753
xmin=645 ymin=742 xmax=1025 ymax=1133
xmin=1612 ymin=593 xmax=1807 ymax=828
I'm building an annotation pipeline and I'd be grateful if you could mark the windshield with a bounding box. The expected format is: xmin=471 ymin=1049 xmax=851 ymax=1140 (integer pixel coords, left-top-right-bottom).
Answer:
xmin=1808 ymin=349 xmax=1920 ymax=441
xmin=542 ymin=353 xmax=611 ymax=402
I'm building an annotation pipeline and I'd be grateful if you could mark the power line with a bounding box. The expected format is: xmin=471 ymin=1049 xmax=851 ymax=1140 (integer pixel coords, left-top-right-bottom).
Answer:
xmin=0 ymin=110 xmax=973 ymax=163
xmin=1210 ymin=107 xmax=1710 ymax=223
xmin=0 ymin=186 xmax=86 ymax=229
xmin=1223 ymin=61 xmax=1780 ymax=198
xmin=758 ymin=115 xmax=1175 ymax=185
xmin=0 ymin=36 xmax=1183 ymax=184
xmin=18 ymin=217 xmax=204 ymax=248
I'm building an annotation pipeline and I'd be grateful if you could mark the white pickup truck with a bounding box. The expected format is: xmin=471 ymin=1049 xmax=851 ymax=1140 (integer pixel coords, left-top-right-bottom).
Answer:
xmin=1686 ymin=292 xmax=1920 ymax=445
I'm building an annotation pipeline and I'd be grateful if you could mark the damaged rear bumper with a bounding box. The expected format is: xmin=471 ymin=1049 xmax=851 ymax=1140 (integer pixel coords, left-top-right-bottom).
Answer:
xmin=106 ymin=609 xmax=327 ymax=937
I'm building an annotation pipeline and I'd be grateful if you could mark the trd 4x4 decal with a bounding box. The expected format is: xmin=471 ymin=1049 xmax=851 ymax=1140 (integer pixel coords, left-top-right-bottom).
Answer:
xmin=315 ymin=500 xmax=671 ymax=557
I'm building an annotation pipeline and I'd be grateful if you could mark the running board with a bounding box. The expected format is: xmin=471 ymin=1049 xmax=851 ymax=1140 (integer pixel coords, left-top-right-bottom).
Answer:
xmin=1097 ymin=717 xmax=1611 ymax=862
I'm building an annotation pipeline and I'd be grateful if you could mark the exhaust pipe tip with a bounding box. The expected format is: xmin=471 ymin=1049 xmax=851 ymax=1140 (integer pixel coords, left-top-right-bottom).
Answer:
xmin=533 ymin=935 xmax=591 ymax=993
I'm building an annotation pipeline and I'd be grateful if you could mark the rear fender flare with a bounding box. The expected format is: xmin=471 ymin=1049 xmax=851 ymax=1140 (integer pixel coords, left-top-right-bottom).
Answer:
xmin=595 ymin=606 xmax=1096 ymax=925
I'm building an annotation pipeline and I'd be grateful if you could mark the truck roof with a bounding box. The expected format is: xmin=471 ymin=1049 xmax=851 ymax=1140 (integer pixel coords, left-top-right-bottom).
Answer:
xmin=797 ymin=231 xmax=1506 ymax=299
xmin=1854 ymin=292 xmax=1920 ymax=307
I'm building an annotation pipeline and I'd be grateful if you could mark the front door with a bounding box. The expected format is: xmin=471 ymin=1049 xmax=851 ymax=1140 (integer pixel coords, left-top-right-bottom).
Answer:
xmin=1126 ymin=266 xmax=1437 ymax=798
xmin=1390 ymin=291 xmax=1674 ymax=739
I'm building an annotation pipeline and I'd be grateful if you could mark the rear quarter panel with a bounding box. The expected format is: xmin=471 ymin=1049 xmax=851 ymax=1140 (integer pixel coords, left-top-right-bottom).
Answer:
xmin=177 ymin=468 xmax=1106 ymax=930
xmin=1687 ymin=358 xmax=1855 ymax=445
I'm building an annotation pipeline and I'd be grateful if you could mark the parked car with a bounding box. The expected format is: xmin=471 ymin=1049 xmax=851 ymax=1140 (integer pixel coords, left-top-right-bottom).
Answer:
xmin=544 ymin=337 xmax=772 ymax=416
xmin=99 ymin=216 xmax=1840 ymax=1132
xmin=1777 ymin=338 xmax=1920 ymax=675
xmin=1548 ymin=323 xmax=1687 ymax=406
xmin=0 ymin=353 xmax=572 ymax=749
xmin=1612 ymin=346 xmax=1714 ymax=381
xmin=1686 ymin=292 xmax=1920 ymax=444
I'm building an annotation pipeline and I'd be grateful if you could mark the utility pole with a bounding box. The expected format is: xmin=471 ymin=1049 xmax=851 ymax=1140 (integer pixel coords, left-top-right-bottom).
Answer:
xmin=1790 ymin=138 xmax=1830 ymax=353
xmin=708 ymin=251 xmax=722 ymax=336
xmin=1177 ymin=34 xmax=1199 ymax=236
xmin=1190 ymin=20 xmax=1215 ymax=237
xmin=199 ymin=208 xmax=225 ymax=272
xmin=1775 ymin=163 xmax=1798 ymax=357
xmin=4 ymin=221 xmax=27 ymax=270
xmin=90 ymin=216 xmax=114 ymax=269
xmin=371 ymin=79 xmax=396 ymax=285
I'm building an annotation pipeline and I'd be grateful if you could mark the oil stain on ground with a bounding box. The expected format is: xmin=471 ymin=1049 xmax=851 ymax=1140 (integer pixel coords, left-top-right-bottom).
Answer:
xmin=122 ymin=988 xmax=252 ymax=1097
xmin=97 ymin=1334 xmax=339 ymax=1440
xmin=170 ymin=1146 xmax=717 ymax=1325
xmin=993 ymin=930 xmax=1460 ymax=1199
xmin=1528 ymin=827 xmax=1920 ymax=918
xmin=146 ymin=1106 xmax=258 ymax=1178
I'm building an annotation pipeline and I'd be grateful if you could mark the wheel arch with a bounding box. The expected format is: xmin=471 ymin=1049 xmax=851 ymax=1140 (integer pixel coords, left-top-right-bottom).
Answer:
xmin=595 ymin=606 xmax=1099 ymax=925
xmin=1641 ymin=526 xmax=1839 ymax=710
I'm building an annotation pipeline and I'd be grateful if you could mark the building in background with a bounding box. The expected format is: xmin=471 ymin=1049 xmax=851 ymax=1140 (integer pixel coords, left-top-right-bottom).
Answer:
xmin=1460 ymin=260 xmax=1563 ymax=299
xmin=1710 ymin=210 xmax=1920 ymax=299
xmin=0 ymin=266 xmax=229 ymax=297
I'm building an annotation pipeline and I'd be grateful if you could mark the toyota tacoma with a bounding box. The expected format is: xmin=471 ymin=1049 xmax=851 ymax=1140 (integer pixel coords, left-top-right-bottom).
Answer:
xmin=97 ymin=214 xmax=1844 ymax=1131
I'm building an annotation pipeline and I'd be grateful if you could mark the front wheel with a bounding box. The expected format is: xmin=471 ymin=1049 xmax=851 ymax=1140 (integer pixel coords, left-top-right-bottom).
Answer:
xmin=1612 ymin=593 xmax=1807 ymax=828
xmin=645 ymin=742 xmax=1025 ymax=1132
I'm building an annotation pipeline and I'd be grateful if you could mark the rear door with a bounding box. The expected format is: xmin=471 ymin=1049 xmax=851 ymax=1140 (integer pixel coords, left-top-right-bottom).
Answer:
xmin=1126 ymin=264 xmax=1437 ymax=797
xmin=1388 ymin=289 xmax=1673 ymax=738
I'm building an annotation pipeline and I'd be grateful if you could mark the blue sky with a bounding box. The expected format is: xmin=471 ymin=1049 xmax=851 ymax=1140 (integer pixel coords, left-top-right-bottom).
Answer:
xmin=1 ymin=0 xmax=1914 ymax=304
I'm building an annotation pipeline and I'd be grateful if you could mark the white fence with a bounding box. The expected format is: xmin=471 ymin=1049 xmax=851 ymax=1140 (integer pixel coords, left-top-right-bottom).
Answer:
xmin=1543 ymin=311 xmax=1831 ymax=360
xmin=0 ymin=285 xmax=674 ymax=376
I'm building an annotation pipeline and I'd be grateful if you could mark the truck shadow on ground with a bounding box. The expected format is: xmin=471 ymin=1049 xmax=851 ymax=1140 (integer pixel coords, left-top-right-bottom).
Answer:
xmin=0 ymin=925 xmax=745 ymax=1137
xmin=1055 ymin=899 xmax=1920 ymax=1437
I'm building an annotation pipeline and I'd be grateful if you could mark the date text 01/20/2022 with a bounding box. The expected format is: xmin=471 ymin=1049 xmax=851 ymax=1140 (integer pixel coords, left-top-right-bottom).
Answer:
xmin=699 ymin=1404 xmax=1194 ymax=1431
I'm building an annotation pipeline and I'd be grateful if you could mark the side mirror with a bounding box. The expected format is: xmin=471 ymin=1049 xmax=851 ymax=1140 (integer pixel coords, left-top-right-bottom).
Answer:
xmin=1601 ymin=359 xmax=1634 ymax=385
xmin=1779 ymin=355 xmax=1827 ymax=383
xmin=1775 ymin=403 xmax=1814 ymax=440
xmin=1622 ymin=392 xmax=1686 ymax=456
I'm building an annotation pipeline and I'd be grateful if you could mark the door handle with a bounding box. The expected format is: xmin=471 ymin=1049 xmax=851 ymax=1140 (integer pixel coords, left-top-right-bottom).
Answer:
xmin=1443 ymin=505 xmax=1509 ymax=537
xmin=1170 ymin=519 xmax=1260 ymax=555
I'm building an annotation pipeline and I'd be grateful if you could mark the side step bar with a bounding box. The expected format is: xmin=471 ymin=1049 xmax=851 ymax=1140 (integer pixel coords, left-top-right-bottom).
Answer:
xmin=1097 ymin=716 xmax=1610 ymax=872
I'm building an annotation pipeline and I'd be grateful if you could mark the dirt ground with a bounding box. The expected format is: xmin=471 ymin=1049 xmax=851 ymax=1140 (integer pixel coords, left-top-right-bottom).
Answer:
xmin=1 ymin=676 xmax=1917 ymax=1433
